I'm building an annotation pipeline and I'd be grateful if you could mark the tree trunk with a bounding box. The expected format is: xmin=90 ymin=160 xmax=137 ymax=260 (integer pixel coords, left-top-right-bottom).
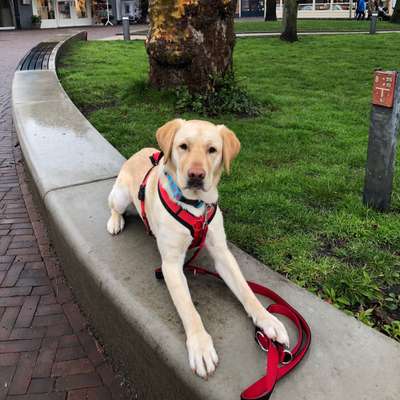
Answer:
xmin=280 ymin=0 xmax=298 ymax=42
xmin=145 ymin=0 xmax=237 ymax=93
xmin=392 ymin=0 xmax=400 ymax=23
xmin=265 ymin=0 xmax=277 ymax=21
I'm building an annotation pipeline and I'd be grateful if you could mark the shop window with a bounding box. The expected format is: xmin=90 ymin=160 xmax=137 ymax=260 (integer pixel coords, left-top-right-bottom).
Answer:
xmin=315 ymin=0 xmax=331 ymax=10
xmin=333 ymin=0 xmax=350 ymax=11
xmin=75 ymin=0 xmax=88 ymax=17
xmin=241 ymin=0 xmax=264 ymax=16
xmin=298 ymin=0 xmax=313 ymax=11
xmin=36 ymin=0 xmax=56 ymax=19
xmin=57 ymin=1 xmax=71 ymax=18
xmin=242 ymin=0 xmax=264 ymax=12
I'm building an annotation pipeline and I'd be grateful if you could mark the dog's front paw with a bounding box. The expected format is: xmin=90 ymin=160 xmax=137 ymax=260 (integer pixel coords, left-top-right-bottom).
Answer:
xmin=256 ymin=312 xmax=290 ymax=348
xmin=107 ymin=214 xmax=125 ymax=235
xmin=186 ymin=330 xmax=218 ymax=379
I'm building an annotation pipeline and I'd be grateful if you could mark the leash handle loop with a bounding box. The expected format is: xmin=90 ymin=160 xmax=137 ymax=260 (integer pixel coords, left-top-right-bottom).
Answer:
xmin=163 ymin=264 xmax=310 ymax=400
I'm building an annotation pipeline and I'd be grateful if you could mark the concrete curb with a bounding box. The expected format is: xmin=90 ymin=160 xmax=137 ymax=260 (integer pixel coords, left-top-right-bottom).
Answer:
xmin=48 ymin=31 xmax=88 ymax=72
xmin=12 ymin=32 xmax=400 ymax=400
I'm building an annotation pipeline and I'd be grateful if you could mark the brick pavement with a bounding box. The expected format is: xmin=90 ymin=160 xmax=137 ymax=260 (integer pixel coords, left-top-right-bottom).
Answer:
xmin=0 ymin=28 xmax=130 ymax=400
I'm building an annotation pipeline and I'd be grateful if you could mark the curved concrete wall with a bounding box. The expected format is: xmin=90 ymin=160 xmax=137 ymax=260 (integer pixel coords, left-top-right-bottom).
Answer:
xmin=12 ymin=32 xmax=400 ymax=400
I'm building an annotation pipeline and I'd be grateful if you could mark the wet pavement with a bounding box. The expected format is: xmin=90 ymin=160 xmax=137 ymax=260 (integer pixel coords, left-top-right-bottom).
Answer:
xmin=0 ymin=26 xmax=130 ymax=400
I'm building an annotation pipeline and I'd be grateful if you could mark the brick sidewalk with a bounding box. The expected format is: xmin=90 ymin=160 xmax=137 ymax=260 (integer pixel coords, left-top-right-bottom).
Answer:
xmin=0 ymin=29 xmax=130 ymax=400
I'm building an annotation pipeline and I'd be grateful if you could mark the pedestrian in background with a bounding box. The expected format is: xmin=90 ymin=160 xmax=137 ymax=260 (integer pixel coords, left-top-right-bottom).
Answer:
xmin=357 ymin=0 xmax=366 ymax=19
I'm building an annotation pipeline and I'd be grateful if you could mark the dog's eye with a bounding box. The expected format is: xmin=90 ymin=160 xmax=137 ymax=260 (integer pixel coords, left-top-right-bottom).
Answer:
xmin=179 ymin=143 xmax=188 ymax=150
xmin=208 ymin=147 xmax=217 ymax=154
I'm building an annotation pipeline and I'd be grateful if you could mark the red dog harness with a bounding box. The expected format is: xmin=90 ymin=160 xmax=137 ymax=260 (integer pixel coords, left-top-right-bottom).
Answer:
xmin=138 ymin=152 xmax=311 ymax=400
xmin=138 ymin=152 xmax=217 ymax=249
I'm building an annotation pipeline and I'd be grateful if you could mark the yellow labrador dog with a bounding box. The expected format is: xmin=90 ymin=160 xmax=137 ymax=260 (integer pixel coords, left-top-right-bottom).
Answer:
xmin=107 ymin=119 xmax=289 ymax=379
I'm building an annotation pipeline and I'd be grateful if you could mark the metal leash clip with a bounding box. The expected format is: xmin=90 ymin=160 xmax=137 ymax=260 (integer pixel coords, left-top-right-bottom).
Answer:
xmin=255 ymin=327 xmax=293 ymax=365
xmin=281 ymin=348 xmax=293 ymax=365
xmin=255 ymin=329 xmax=269 ymax=352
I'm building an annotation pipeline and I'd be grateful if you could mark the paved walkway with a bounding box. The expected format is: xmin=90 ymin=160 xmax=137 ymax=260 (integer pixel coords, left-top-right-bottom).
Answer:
xmin=98 ymin=28 xmax=400 ymax=41
xmin=0 ymin=28 xmax=129 ymax=400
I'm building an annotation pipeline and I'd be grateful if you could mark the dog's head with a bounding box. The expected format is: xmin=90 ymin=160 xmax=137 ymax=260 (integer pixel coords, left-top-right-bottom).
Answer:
xmin=156 ymin=119 xmax=240 ymax=201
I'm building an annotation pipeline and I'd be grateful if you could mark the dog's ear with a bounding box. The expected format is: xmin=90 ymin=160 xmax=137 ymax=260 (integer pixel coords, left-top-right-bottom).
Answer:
xmin=219 ymin=125 xmax=241 ymax=174
xmin=156 ymin=119 xmax=184 ymax=163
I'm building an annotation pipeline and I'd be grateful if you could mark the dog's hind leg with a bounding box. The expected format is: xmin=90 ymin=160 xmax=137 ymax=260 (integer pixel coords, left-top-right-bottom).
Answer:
xmin=107 ymin=184 xmax=130 ymax=235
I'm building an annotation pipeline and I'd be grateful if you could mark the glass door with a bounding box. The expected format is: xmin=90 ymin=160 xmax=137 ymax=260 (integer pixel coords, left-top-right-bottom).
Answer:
xmin=36 ymin=0 xmax=57 ymax=28
xmin=73 ymin=0 xmax=91 ymax=25
xmin=57 ymin=0 xmax=74 ymax=26
xmin=56 ymin=0 xmax=91 ymax=26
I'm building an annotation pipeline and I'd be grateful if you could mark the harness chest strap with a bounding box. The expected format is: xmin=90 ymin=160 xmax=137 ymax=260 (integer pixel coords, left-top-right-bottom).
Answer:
xmin=157 ymin=182 xmax=216 ymax=248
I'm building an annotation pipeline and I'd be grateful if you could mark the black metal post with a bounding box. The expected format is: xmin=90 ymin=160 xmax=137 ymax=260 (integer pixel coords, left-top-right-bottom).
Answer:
xmin=369 ymin=12 xmax=378 ymax=34
xmin=363 ymin=71 xmax=400 ymax=211
xmin=122 ymin=17 xmax=130 ymax=41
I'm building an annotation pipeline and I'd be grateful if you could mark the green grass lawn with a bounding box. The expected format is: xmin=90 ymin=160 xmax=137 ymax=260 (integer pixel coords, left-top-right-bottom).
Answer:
xmin=58 ymin=35 xmax=400 ymax=341
xmin=235 ymin=19 xmax=400 ymax=32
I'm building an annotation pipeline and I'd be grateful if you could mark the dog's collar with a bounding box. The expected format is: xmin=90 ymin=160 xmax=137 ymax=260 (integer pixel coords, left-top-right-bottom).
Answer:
xmin=164 ymin=172 xmax=204 ymax=209
xmin=150 ymin=152 xmax=204 ymax=209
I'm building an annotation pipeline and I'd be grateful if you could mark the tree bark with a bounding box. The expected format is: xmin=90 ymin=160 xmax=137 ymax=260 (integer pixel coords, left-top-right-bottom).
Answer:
xmin=145 ymin=0 xmax=237 ymax=93
xmin=392 ymin=0 xmax=400 ymax=23
xmin=265 ymin=0 xmax=277 ymax=21
xmin=280 ymin=0 xmax=298 ymax=42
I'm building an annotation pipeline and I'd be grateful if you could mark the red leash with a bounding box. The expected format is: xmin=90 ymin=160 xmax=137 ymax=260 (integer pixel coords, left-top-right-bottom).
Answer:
xmin=139 ymin=152 xmax=311 ymax=399
xmin=155 ymin=249 xmax=311 ymax=400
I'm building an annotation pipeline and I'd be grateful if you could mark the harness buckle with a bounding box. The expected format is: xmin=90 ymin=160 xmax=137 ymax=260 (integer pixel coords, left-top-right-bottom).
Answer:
xmin=138 ymin=186 xmax=145 ymax=201
xmin=150 ymin=152 xmax=163 ymax=166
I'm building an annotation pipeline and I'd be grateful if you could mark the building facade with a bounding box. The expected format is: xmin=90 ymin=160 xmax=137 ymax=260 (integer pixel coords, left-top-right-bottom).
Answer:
xmin=0 ymin=0 xmax=141 ymax=29
xmin=1 ymin=0 xmax=396 ymax=30
xmin=236 ymin=0 xmax=395 ymax=18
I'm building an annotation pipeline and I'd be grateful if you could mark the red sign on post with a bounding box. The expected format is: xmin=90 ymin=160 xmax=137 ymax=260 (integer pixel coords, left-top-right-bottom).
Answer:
xmin=372 ymin=71 xmax=397 ymax=108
